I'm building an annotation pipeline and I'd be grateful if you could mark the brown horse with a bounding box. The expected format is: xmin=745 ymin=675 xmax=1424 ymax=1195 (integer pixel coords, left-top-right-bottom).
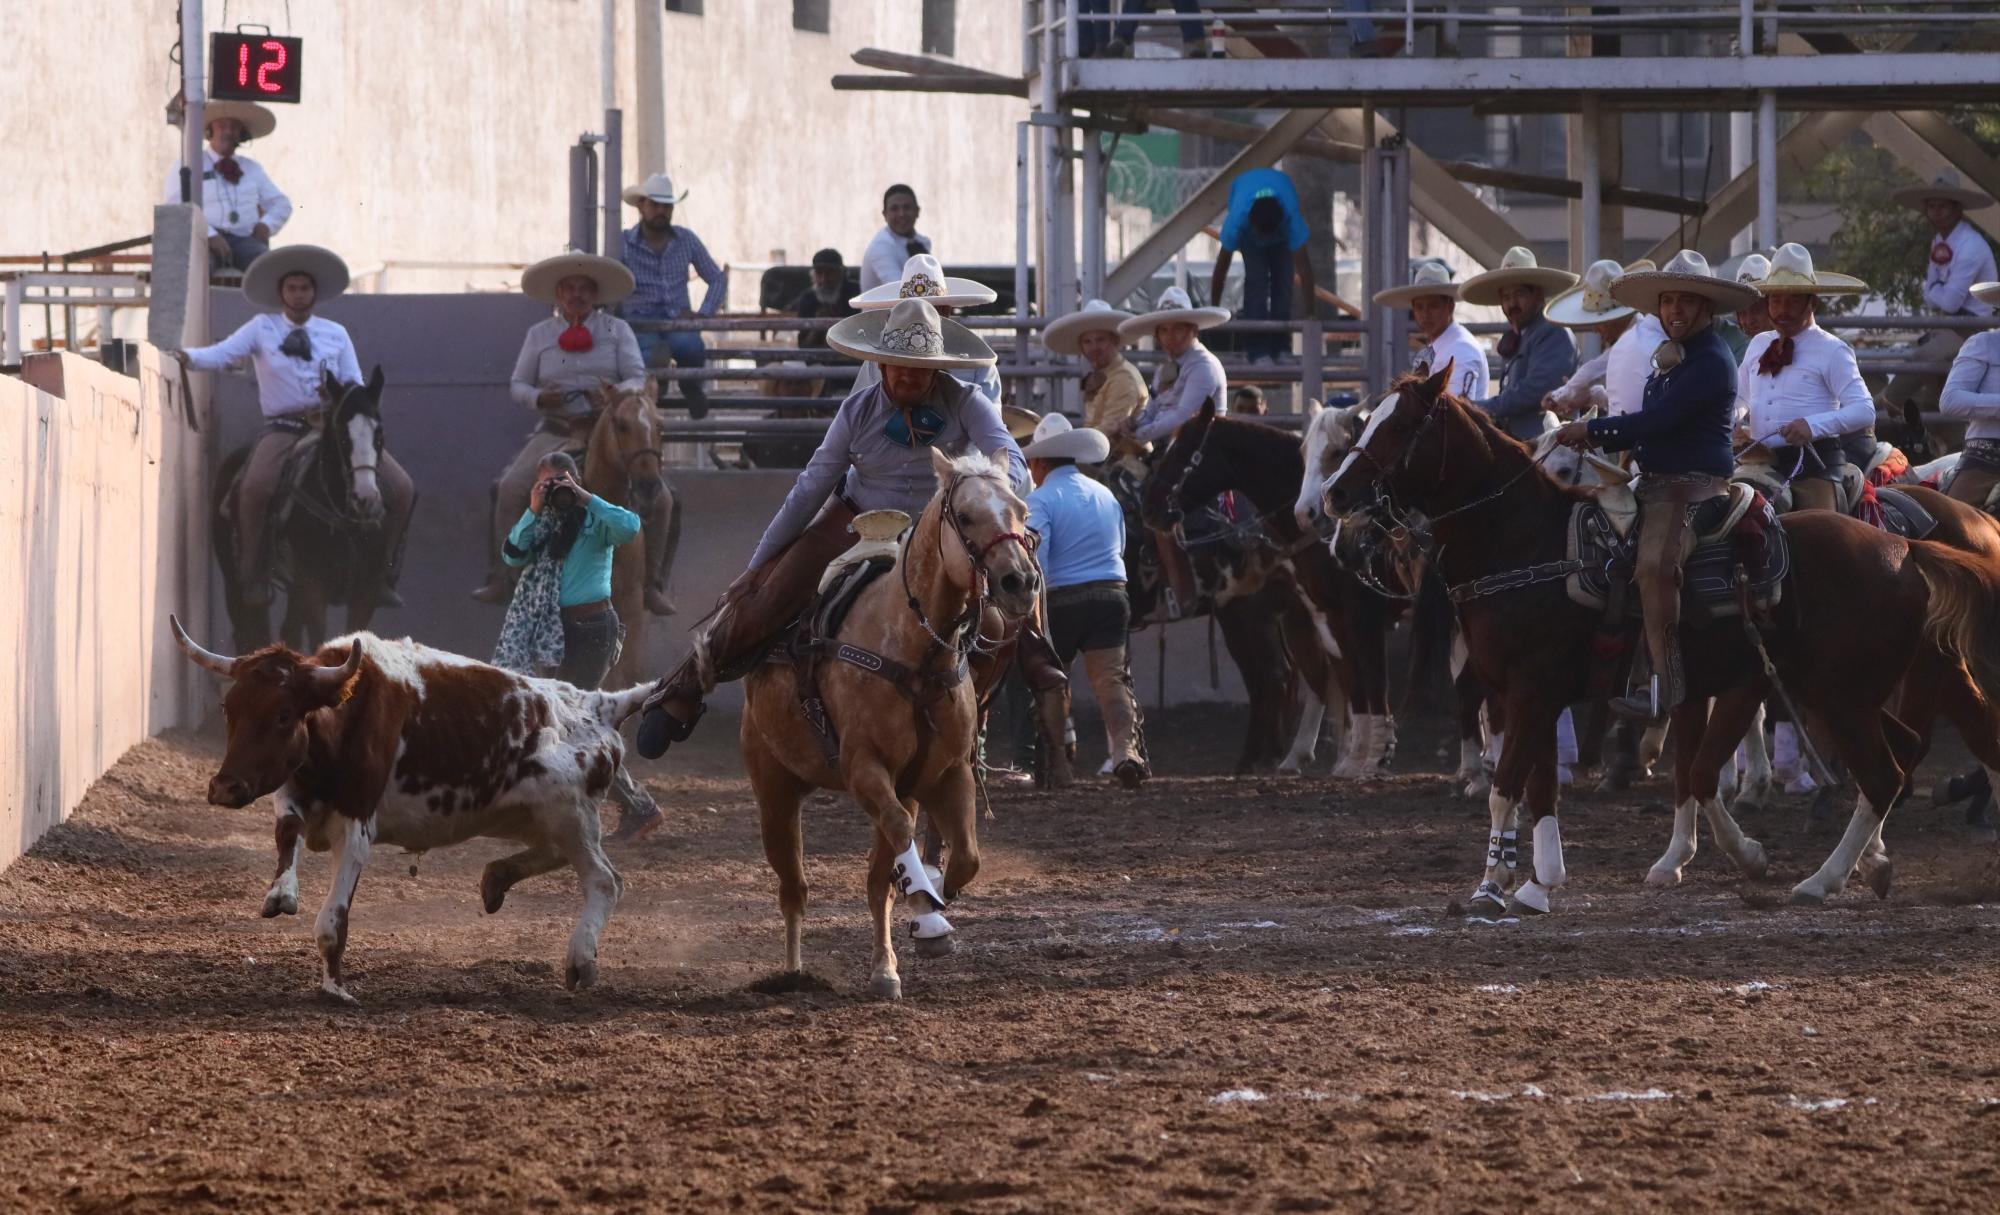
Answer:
xmin=1321 ymin=364 xmax=2000 ymax=913
xmin=739 ymin=448 xmax=1039 ymax=998
xmin=579 ymin=379 xmax=674 ymax=689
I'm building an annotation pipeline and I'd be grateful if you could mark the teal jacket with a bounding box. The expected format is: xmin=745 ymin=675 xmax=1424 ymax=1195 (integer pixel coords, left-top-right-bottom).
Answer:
xmin=504 ymin=494 xmax=641 ymax=607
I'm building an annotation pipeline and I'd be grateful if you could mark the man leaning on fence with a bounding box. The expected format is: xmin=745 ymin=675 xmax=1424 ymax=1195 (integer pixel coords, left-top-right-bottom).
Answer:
xmin=622 ymin=173 xmax=726 ymax=420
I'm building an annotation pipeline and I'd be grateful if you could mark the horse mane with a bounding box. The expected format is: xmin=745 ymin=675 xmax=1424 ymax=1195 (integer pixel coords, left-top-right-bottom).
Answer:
xmin=943 ymin=448 xmax=1008 ymax=485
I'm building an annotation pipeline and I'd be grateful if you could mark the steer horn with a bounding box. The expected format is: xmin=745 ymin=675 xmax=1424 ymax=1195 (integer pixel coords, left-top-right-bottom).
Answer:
xmin=169 ymin=614 xmax=238 ymax=676
xmin=307 ymin=636 xmax=365 ymax=696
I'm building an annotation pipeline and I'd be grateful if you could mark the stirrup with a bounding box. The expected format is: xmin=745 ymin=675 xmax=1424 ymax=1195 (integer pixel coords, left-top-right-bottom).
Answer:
xmin=1609 ymin=674 xmax=1669 ymax=722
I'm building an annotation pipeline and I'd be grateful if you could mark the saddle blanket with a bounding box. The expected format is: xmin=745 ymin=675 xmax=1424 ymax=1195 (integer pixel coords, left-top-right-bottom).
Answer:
xmin=1565 ymin=484 xmax=1790 ymax=618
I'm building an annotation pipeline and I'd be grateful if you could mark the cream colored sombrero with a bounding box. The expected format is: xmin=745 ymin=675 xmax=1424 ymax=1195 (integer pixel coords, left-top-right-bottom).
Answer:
xmin=1117 ymin=286 xmax=1229 ymax=340
xmin=850 ymin=253 xmax=997 ymax=310
xmin=1372 ymin=260 xmax=1459 ymax=309
xmin=622 ymin=173 xmax=687 ymax=207
xmin=204 ymin=100 xmax=276 ymax=141
xmin=1022 ymin=413 xmax=1110 ymax=464
xmin=1042 ymin=298 xmax=1136 ymax=356
xmin=1609 ymin=249 xmax=1760 ymax=315
xmin=521 ymin=252 xmax=636 ymax=306
xmin=1458 ymin=246 xmax=1578 ymax=306
xmin=242 ymin=244 xmax=349 ymax=311
xmin=1003 ymin=405 xmax=1043 ymax=442
xmin=1751 ymin=242 xmax=1869 ymax=297
xmin=826 ymin=297 xmax=996 ymax=370
xmin=1544 ymin=258 xmax=1657 ymax=328
xmin=1974 ymin=282 xmax=2000 ymax=308
xmin=1889 ymin=169 xmax=1993 ymax=212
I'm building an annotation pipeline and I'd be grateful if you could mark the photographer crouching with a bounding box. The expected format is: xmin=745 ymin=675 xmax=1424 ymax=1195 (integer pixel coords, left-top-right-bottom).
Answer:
xmin=494 ymin=452 xmax=662 ymax=839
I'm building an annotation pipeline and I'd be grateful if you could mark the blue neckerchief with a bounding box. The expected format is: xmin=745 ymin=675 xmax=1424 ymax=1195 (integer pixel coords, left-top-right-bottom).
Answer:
xmin=884 ymin=403 xmax=947 ymax=448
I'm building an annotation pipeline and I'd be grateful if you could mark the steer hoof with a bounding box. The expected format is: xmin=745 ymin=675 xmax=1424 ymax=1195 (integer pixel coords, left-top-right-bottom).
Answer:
xmin=261 ymin=891 xmax=298 ymax=918
xmin=564 ymin=957 xmax=598 ymax=992
xmin=913 ymin=932 xmax=958 ymax=960
xmin=869 ymin=974 xmax=903 ymax=1001
xmin=480 ymin=867 xmax=512 ymax=915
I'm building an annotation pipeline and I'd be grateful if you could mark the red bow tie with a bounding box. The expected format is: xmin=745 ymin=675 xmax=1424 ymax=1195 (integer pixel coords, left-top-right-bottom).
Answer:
xmin=1931 ymin=240 xmax=1954 ymax=266
xmin=1757 ymin=335 xmax=1795 ymax=376
xmin=215 ymin=156 xmax=243 ymax=185
xmin=557 ymin=323 xmax=594 ymax=354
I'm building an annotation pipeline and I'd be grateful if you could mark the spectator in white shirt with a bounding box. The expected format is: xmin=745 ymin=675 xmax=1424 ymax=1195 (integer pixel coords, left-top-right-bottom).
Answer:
xmin=1372 ymin=259 xmax=1488 ymax=401
xmin=1938 ymin=281 xmax=2000 ymax=507
xmin=160 ymin=101 xmax=292 ymax=272
xmin=1543 ymin=257 xmax=1663 ymax=422
xmin=174 ymin=246 xmax=414 ymax=607
xmin=1882 ymin=171 xmax=1998 ymax=413
xmin=859 ymin=184 xmax=932 ymax=294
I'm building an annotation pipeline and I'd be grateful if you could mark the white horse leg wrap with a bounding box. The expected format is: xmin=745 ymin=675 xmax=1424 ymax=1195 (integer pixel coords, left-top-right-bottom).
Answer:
xmin=891 ymin=841 xmax=947 ymax=913
xmin=1556 ymin=709 xmax=1578 ymax=766
xmin=1532 ymin=815 xmax=1567 ymax=889
xmin=1773 ymin=721 xmax=1800 ymax=772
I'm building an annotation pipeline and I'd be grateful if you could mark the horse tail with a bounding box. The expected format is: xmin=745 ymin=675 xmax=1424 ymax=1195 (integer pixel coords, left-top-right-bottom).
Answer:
xmin=1909 ymin=540 xmax=2000 ymax=707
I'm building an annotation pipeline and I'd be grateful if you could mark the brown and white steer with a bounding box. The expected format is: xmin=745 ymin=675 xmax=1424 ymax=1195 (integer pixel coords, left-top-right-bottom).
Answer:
xmin=169 ymin=616 xmax=651 ymax=1002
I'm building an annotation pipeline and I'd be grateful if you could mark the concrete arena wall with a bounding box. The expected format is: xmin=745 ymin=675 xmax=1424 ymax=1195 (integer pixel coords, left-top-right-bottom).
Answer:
xmin=0 ymin=351 xmax=214 ymax=872
xmin=206 ymin=293 xmax=1250 ymax=712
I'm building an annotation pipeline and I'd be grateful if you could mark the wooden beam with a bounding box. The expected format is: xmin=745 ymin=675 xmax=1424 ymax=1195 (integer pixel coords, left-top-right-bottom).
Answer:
xmin=850 ymin=47 xmax=1010 ymax=80
xmin=830 ymin=74 xmax=1029 ymax=97
xmin=1438 ymin=161 xmax=1701 ymax=217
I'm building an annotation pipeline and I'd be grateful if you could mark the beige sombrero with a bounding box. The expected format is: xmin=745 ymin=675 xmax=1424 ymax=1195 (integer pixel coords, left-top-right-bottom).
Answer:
xmin=1890 ymin=169 xmax=1993 ymax=212
xmin=1974 ymin=282 xmax=2000 ymax=308
xmin=1117 ymin=285 xmax=1229 ymax=340
xmin=827 ymin=297 xmax=996 ymax=370
xmin=1003 ymin=404 xmax=1043 ymax=442
xmin=521 ymin=252 xmax=636 ymax=306
xmin=850 ymin=253 xmax=997 ymax=310
xmin=242 ymin=244 xmax=349 ymax=311
xmin=1372 ymin=260 xmax=1459 ymax=309
xmin=1609 ymin=249 xmax=1760 ymax=315
xmin=1751 ymin=242 xmax=1869 ymax=296
xmin=1022 ymin=413 xmax=1110 ymax=464
xmin=204 ymin=100 xmax=276 ymax=141
xmin=1042 ymin=298 xmax=1136 ymax=356
xmin=622 ymin=173 xmax=687 ymax=206
xmin=1544 ymin=258 xmax=1657 ymax=328
xmin=1458 ymin=246 xmax=1578 ymax=306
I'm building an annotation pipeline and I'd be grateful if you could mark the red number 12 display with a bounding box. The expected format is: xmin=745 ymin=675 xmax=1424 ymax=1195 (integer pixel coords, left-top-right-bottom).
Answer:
xmin=209 ymin=33 xmax=303 ymax=104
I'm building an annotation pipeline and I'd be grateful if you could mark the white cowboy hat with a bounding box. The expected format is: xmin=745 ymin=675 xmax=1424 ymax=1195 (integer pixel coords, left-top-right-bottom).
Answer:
xmin=826 ymin=296 xmax=996 ymax=370
xmin=1458 ymin=246 xmax=1579 ymax=306
xmin=1117 ymin=286 xmax=1229 ymax=340
xmin=1752 ymin=242 xmax=1870 ymax=296
xmin=1042 ymin=298 xmax=1136 ymax=355
xmin=1544 ymin=258 xmax=1657 ymax=328
xmin=1610 ymin=249 xmax=1761 ymax=315
xmin=1889 ymin=169 xmax=1993 ymax=212
xmin=1372 ymin=259 xmax=1460 ymax=309
xmin=203 ymin=100 xmax=276 ymax=141
xmin=1720 ymin=251 xmax=1773 ymax=286
xmin=1974 ymin=282 xmax=2000 ymax=308
xmin=521 ymin=252 xmax=636 ymax=306
xmin=1023 ymin=413 xmax=1110 ymax=463
xmin=1003 ymin=404 xmax=1043 ymax=442
xmin=622 ymin=173 xmax=687 ymax=206
xmin=850 ymin=253 xmax=998 ymax=310
xmin=241 ymin=244 xmax=350 ymax=311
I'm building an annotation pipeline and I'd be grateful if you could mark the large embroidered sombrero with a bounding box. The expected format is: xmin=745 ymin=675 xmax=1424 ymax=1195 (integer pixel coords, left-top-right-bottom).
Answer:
xmin=1544 ymin=257 xmax=1657 ymax=328
xmin=1609 ymin=249 xmax=1760 ymax=315
xmin=1458 ymin=246 xmax=1578 ymax=306
xmin=1042 ymin=298 xmax=1136 ymax=355
xmin=242 ymin=244 xmax=350 ymax=311
xmin=850 ymin=253 xmax=997 ymax=310
xmin=1117 ymin=285 xmax=1229 ymax=340
xmin=521 ymin=252 xmax=636 ymax=306
xmin=1750 ymin=242 xmax=1869 ymax=297
xmin=1372 ymin=259 xmax=1459 ymax=309
xmin=826 ymin=297 xmax=996 ymax=370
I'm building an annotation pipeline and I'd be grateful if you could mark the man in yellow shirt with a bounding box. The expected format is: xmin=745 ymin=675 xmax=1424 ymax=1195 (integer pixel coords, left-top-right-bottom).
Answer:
xmin=1043 ymin=298 xmax=1149 ymax=472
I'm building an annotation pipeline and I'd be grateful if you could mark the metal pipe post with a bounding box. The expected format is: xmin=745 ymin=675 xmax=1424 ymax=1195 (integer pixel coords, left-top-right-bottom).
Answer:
xmin=570 ymin=142 xmax=598 ymax=254
xmin=1062 ymin=0 xmax=1080 ymax=62
xmin=1756 ymin=89 xmax=1779 ymax=250
xmin=1016 ymin=120 xmax=1032 ymax=396
xmin=601 ymin=0 xmax=616 ymax=111
xmin=603 ymin=109 xmax=623 ymax=261
xmin=181 ymin=0 xmax=205 ymax=210
xmin=1576 ymin=95 xmax=1602 ymax=359
xmin=1385 ymin=141 xmax=1411 ymax=381
xmin=1081 ymin=129 xmax=1105 ymax=302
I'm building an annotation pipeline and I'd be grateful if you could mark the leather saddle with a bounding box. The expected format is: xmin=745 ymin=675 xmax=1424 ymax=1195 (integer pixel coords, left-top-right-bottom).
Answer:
xmin=1565 ymin=479 xmax=1791 ymax=619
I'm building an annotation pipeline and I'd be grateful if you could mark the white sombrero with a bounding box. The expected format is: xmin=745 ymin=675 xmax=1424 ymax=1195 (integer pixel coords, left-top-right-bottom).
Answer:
xmin=1889 ymin=169 xmax=1993 ymax=212
xmin=1372 ymin=260 xmax=1459 ymax=309
xmin=622 ymin=173 xmax=687 ymax=206
xmin=1544 ymin=257 xmax=1657 ymax=328
xmin=851 ymin=253 xmax=997 ymax=310
xmin=1117 ymin=286 xmax=1229 ymax=340
xmin=1721 ymin=251 xmax=1773 ymax=286
xmin=1974 ymin=282 xmax=2000 ymax=308
xmin=241 ymin=244 xmax=349 ymax=311
xmin=1751 ymin=242 xmax=1869 ymax=297
xmin=521 ymin=252 xmax=636 ymax=306
xmin=204 ymin=100 xmax=276 ymax=141
xmin=1022 ymin=413 xmax=1110 ymax=463
xmin=1609 ymin=249 xmax=1760 ymax=315
xmin=827 ymin=297 xmax=996 ymax=370
xmin=1458 ymin=246 xmax=1579 ymax=306
xmin=1042 ymin=298 xmax=1136 ymax=355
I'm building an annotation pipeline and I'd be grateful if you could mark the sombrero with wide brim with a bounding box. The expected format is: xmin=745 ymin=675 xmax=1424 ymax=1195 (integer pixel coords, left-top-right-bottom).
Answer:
xmin=1372 ymin=259 xmax=1459 ymax=309
xmin=1717 ymin=250 xmax=1773 ymax=285
xmin=203 ymin=100 xmax=276 ymax=141
xmin=1022 ymin=413 xmax=1110 ymax=463
xmin=1889 ymin=169 xmax=1993 ymax=211
xmin=1751 ymin=242 xmax=1870 ymax=296
xmin=1458 ymin=246 xmax=1578 ymax=306
xmin=1545 ymin=258 xmax=1657 ymax=328
xmin=241 ymin=244 xmax=349 ymax=312
xmin=1609 ymin=249 xmax=1760 ymax=315
xmin=1974 ymin=282 xmax=2000 ymax=308
xmin=827 ymin=297 xmax=996 ymax=370
xmin=851 ymin=253 xmax=997 ymax=310
xmin=1003 ymin=405 xmax=1043 ymax=442
xmin=1117 ymin=286 xmax=1229 ymax=340
xmin=521 ymin=252 xmax=636 ymax=306
xmin=1042 ymin=298 xmax=1136 ymax=355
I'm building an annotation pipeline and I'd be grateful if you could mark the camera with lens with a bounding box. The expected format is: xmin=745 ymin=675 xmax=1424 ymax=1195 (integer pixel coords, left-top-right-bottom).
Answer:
xmin=544 ymin=479 xmax=580 ymax=514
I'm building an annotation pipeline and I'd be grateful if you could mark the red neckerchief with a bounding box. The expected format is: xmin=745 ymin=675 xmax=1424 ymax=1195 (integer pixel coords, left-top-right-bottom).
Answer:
xmin=215 ymin=156 xmax=243 ymax=184
xmin=1757 ymin=334 xmax=1795 ymax=377
xmin=1931 ymin=238 xmax=1954 ymax=266
xmin=558 ymin=322 xmax=594 ymax=353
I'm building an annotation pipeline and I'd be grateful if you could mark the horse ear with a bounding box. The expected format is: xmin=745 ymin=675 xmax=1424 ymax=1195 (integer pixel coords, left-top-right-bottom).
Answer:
xmin=368 ymin=365 xmax=385 ymax=394
xmin=1199 ymin=396 xmax=1218 ymax=424
xmin=642 ymin=375 xmax=660 ymax=404
xmin=1424 ymin=359 xmax=1454 ymax=399
xmin=321 ymin=368 xmax=341 ymax=397
xmin=930 ymin=444 xmax=956 ymax=485
xmin=1304 ymin=398 xmax=1324 ymax=421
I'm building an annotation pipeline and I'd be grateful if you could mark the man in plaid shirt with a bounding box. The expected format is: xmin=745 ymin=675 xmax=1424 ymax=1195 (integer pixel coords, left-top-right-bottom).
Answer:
xmin=621 ymin=174 xmax=727 ymax=418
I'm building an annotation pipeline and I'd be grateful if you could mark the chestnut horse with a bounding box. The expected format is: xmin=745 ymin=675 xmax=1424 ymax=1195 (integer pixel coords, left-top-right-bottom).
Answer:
xmin=1321 ymin=364 xmax=2000 ymax=913
xmin=578 ymin=379 xmax=674 ymax=689
xmin=739 ymin=448 xmax=1040 ymax=999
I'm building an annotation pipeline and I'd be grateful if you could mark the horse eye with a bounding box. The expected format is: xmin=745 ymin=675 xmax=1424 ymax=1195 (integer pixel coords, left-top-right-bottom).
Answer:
xmin=957 ymin=512 xmax=974 ymax=527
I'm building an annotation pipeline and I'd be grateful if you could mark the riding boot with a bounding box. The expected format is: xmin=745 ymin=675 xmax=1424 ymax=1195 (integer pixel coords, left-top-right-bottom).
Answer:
xmin=643 ymin=487 xmax=679 ymax=616
xmin=1015 ymin=623 xmax=1069 ymax=696
xmin=636 ymin=658 xmax=707 ymax=759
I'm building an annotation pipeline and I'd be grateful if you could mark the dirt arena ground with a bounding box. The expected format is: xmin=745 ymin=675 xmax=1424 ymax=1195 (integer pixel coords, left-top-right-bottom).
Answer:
xmin=3 ymin=705 xmax=1999 ymax=1213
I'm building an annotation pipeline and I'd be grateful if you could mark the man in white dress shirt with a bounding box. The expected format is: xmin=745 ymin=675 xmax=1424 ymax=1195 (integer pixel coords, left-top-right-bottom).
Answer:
xmin=1882 ymin=171 xmax=1998 ymax=414
xmin=1542 ymin=258 xmax=1663 ymax=421
xmin=859 ymin=184 xmax=932 ymax=294
xmin=1733 ymin=244 xmax=1875 ymax=513
xmin=1939 ymin=281 xmax=2000 ymax=506
xmin=1372 ymin=259 xmax=1488 ymax=399
xmin=175 ymin=246 xmax=414 ymax=607
xmin=161 ymin=101 xmax=292 ymax=271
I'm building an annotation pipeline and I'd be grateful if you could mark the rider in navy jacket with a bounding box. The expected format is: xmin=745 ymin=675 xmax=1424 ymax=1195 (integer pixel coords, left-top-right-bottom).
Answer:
xmin=1582 ymin=324 xmax=1737 ymax=478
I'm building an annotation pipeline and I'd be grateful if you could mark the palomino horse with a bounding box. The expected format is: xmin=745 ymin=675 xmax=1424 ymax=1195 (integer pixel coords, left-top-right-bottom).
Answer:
xmin=215 ymin=367 xmax=403 ymax=653
xmin=1321 ymin=364 xmax=2000 ymax=912
xmin=739 ymin=448 xmax=1040 ymax=998
xmin=577 ymin=379 xmax=675 ymax=689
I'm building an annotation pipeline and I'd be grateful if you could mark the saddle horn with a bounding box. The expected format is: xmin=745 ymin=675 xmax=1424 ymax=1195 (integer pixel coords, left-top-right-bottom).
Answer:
xmin=169 ymin=614 xmax=238 ymax=676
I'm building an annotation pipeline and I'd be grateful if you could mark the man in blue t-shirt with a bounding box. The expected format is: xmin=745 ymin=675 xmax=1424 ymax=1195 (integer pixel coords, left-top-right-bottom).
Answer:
xmin=1211 ymin=167 xmax=1316 ymax=363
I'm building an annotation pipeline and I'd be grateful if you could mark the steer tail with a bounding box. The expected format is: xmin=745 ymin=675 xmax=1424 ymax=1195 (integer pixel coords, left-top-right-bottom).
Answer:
xmin=596 ymin=682 xmax=659 ymax=728
xmin=1910 ymin=540 xmax=2000 ymax=708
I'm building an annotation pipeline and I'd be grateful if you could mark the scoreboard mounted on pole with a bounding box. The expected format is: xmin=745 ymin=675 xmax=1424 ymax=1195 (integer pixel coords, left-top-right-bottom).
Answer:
xmin=209 ymin=32 xmax=303 ymax=103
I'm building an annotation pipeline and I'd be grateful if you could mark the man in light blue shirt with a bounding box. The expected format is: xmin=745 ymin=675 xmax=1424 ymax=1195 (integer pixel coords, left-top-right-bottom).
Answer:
xmin=1024 ymin=414 xmax=1147 ymax=787
xmin=1213 ymin=167 xmax=1316 ymax=363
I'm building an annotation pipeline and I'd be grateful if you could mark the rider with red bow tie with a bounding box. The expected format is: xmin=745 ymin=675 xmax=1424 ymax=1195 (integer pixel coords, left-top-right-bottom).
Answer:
xmin=160 ymin=100 xmax=292 ymax=272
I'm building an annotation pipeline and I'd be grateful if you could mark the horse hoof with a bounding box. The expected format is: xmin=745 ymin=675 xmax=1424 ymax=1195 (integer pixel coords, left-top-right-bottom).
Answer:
xmin=913 ymin=932 xmax=957 ymax=960
xmin=1468 ymin=882 xmax=1508 ymax=913
xmin=1730 ymin=796 xmax=1765 ymax=818
xmin=261 ymin=892 xmax=297 ymax=918
xmin=869 ymin=974 xmax=903 ymax=1001
xmin=480 ymin=870 xmax=510 ymax=915
xmin=318 ymin=981 xmax=359 ymax=1007
xmin=1867 ymin=862 xmax=1895 ymax=901
xmin=1789 ymin=887 xmax=1827 ymax=907
xmin=1505 ymin=896 xmax=1548 ymax=917
xmin=1739 ymin=844 xmax=1771 ymax=880
xmin=1644 ymin=866 xmax=1683 ymax=889
xmin=565 ymin=957 xmax=598 ymax=991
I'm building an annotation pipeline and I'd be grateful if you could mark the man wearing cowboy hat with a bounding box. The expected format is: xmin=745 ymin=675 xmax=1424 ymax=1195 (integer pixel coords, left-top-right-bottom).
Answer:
xmin=848 ymin=255 xmax=1008 ymax=441
xmin=1543 ymin=258 xmax=1663 ymax=420
xmin=1044 ymin=298 xmax=1149 ymax=468
xmin=1882 ymin=170 xmax=1998 ymax=414
xmin=1553 ymin=251 xmax=1759 ymax=721
xmin=1461 ymin=247 xmax=1579 ymax=442
xmin=1373 ymin=259 xmax=1488 ymax=400
xmin=1939 ymin=281 xmax=2000 ymax=507
xmin=161 ymin=100 xmax=291 ymax=271
xmin=175 ymin=246 xmax=415 ymax=608
xmin=861 ymin=184 xmax=933 ymax=294
xmin=633 ymin=298 xmax=1037 ymax=761
xmin=1714 ymin=252 xmax=1775 ymax=362
xmin=621 ymin=173 xmax=725 ymax=420
xmin=1732 ymin=243 xmax=1875 ymax=514
xmin=1024 ymin=414 xmax=1148 ymax=788
xmin=476 ymin=252 xmax=670 ymax=610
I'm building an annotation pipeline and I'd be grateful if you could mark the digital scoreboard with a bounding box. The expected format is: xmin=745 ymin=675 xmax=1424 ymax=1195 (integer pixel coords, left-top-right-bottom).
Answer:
xmin=209 ymin=33 xmax=303 ymax=103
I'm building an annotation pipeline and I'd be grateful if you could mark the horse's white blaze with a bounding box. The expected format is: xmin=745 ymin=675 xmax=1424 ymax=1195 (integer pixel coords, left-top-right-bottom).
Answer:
xmin=346 ymin=413 xmax=381 ymax=506
xmin=1330 ymin=391 xmax=1400 ymax=488
xmin=1296 ymin=408 xmax=1338 ymax=525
